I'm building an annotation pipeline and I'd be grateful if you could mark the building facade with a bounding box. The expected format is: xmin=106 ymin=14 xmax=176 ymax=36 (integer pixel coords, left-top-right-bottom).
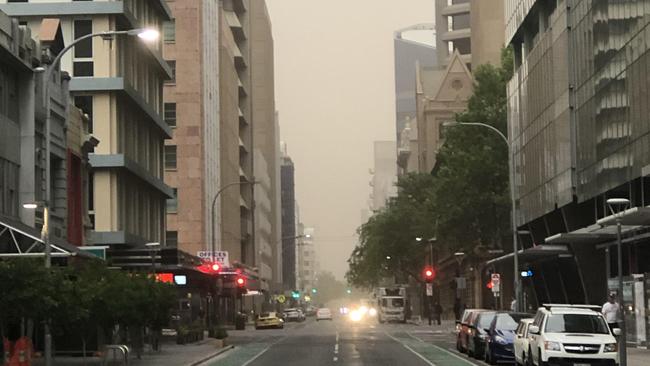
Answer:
xmin=0 ymin=0 xmax=175 ymax=249
xmin=505 ymin=0 xmax=650 ymax=344
xmin=296 ymin=227 xmax=317 ymax=294
xmin=394 ymin=25 xmax=437 ymax=176
xmin=280 ymin=144 xmax=296 ymax=290
xmin=371 ymin=141 xmax=397 ymax=211
xmin=435 ymin=0 xmax=505 ymax=69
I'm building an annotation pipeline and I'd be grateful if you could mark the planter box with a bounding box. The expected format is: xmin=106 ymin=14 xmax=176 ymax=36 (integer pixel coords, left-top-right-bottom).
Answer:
xmin=214 ymin=338 xmax=228 ymax=348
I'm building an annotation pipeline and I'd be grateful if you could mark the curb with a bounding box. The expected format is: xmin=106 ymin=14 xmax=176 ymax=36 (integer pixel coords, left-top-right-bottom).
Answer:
xmin=187 ymin=345 xmax=235 ymax=366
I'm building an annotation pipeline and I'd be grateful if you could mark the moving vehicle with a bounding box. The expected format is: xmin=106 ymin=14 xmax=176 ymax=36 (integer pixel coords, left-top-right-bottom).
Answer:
xmin=484 ymin=312 xmax=530 ymax=364
xmin=316 ymin=308 xmax=333 ymax=321
xmin=514 ymin=318 xmax=534 ymax=366
xmin=467 ymin=311 xmax=496 ymax=358
xmin=527 ymin=304 xmax=619 ymax=366
xmin=457 ymin=309 xmax=486 ymax=353
xmin=304 ymin=305 xmax=318 ymax=316
xmin=376 ymin=287 xmax=407 ymax=323
xmin=255 ymin=312 xmax=284 ymax=329
xmin=283 ymin=308 xmax=306 ymax=322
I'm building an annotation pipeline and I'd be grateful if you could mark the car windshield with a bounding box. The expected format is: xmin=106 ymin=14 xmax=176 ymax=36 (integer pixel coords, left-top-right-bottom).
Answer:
xmin=545 ymin=314 xmax=610 ymax=334
xmin=495 ymin=313 xmax=525 ymax=331
xmin=260 ymin=312 xmax=271 ymax=318
xmin=477 ymin=312 xmax=496 ymax=328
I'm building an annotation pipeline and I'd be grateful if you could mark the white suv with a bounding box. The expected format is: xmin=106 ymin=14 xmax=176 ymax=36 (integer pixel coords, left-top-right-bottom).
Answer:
xmin=527 ymin=305 xmax=619 ymax=366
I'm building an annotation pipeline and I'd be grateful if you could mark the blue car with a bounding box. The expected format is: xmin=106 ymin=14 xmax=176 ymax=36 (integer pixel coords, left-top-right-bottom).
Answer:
xmin=484 ymin=312 xmax=530 ymax=364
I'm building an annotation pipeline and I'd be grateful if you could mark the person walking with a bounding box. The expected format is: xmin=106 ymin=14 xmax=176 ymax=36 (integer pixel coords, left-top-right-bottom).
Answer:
xmin=602 ymin=293 xmax=621 ymax=332
xmin=510 ymin=297 xmax=517 ymax=312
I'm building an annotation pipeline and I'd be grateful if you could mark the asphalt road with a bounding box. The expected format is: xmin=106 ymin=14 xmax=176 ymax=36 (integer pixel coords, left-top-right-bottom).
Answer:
xmin=202 ymin=317 xmax=491 ymax=366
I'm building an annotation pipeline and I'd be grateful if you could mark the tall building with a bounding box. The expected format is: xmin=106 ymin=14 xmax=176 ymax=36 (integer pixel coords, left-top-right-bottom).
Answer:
xmin=502 ymin=1 xmax=650 ymax=336
xmin=250 ymin=0 xmax=282 ymax=291
xmin=394 ymin=25 xmax=437 ymax=175
xmin=371 ymin=141 xmax=398 ymax=211
xmin=0 ymin=0 xmax=174 ymax=248
xmin=280 ymin=144 xmax=296 ymax=290
xmin=297 ymin=227 xmax=317 ymax=293
xmin=0 ymin=13 xmax=94 ymax=254
xmin=435 ymin=0 xmax=504 ymax=68
xmin=163 ymin=0 xmax=221 ymax=259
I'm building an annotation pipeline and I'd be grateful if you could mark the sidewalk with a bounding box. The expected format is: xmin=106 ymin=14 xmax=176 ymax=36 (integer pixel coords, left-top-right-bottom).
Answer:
xmin=628 ymin=347 xmax=650 ymax=366
xmin=30 ymin=338 xmax=233 ymax=366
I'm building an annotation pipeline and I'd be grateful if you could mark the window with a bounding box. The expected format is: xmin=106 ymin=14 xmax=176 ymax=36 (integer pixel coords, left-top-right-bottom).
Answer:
xmin=166 ymin=231 xmax=178 ymax=246
xmin=164 ymin=103 xmax=176 ymax=127
xmin=545 ymin=314 xmax=609 ymax=334
xmin=73 ymin=19 xmax=93 ymax=76
xmin=164 ymin=145 xmax=177 ymax=170
xmin=163 ymin=20 xmax=176 ymax=43
xmin=166 ymin=60 xmax=176 ymax=83
xmin=166 ymin=189 xmax=178 ymax=213
xmin=75 ymin=96 xmax=94 ymax=133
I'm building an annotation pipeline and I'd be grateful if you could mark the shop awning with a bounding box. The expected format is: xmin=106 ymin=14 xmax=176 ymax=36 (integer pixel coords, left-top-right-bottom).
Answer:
xmin=596 ymin=206 xmax=650 ymax=226
xmin=484 ymin=245 xmax=571 ymax=266
xmin=0 ymin=215 xmax=93 ymax=259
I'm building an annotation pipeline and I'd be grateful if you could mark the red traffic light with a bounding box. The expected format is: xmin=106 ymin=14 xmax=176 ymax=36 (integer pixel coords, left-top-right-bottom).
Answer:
xmin=423 ymin=267 xmax=435 ymax=281
xmin=486 ymin=281 xmax=493 ymax=289
xmin=236 ymin=277 xmax=246 ymax=287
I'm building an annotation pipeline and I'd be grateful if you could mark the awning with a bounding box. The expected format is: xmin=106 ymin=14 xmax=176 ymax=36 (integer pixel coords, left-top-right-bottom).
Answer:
xmin=484 ymin=245 xmax=571 ymax=266
xmin=596 ymin=206 xmax=650 ymax=226
xmin=0 ymin=215 xmax=94 ymax=259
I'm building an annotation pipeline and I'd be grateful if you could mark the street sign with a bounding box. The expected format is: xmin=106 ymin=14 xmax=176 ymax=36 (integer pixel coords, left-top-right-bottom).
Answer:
xmin=197 ymin=251 xmax=230 ymax=266
xmin=491 ymin=273 xmax=501 ymax=293
xmin=304 ymin=295 xmax=311 ymax=302
xmin=277 ymin=295 xmax=286 ymax=304
xmin=426 ymin=283 xmax=433 ymax=297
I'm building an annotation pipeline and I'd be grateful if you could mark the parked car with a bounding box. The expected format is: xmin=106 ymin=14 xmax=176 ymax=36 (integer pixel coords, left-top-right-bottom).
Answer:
xmin=255 ymin=312 xmax=284 ymax=329
xmin=484 ymin=312 xmax=530 ymax=364
xmin=527 ymin=305 xmax=619 ymax=366
xmin=468 ymin=311 xmax=496 ymax=358
xmin=513 ymin=318 xmax=534 ymax=366
xmin=456 ymin=309 xmax=487 ymax=353
xmin=304 ymin=305 xmax=318 ymax=316
xmin=283 ymin=308 xmax=306 ymax=322
xmin=316 ymin=307 xmax=333 ymax=321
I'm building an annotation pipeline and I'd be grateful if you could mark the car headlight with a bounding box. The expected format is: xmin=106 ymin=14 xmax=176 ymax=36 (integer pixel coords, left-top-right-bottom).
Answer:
xmin=350 ymin=310 xmax=362 ymax=322
xmin=544 ymin=341 xmax=562 ymax=351
xmin=604 ymin=343 xmax=618 ymax=352
xmin=369 ymin=308 xmax=377 ymax=317
xmin=495 ymin=335 xmax=508 ymax=344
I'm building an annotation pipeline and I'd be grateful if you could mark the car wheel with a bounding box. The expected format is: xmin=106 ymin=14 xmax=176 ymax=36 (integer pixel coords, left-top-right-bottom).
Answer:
xmin=538 ymin=350 xmax=547 ymax=366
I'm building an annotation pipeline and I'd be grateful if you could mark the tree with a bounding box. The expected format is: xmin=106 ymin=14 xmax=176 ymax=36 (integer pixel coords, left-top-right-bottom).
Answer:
xmin=433 ymin=48 xmax=513 ymax=253
xmin=346 ymin=173 xmax=437 ymax=288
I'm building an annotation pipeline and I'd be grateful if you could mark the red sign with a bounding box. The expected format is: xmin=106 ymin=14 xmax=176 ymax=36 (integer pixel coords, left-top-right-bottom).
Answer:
xmin=155 ymin=273 xmax=174 ymax=284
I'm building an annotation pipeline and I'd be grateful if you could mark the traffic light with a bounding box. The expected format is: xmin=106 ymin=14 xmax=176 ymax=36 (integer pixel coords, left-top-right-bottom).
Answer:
xmin=236 ymin=275 xmax=247 ymax=297
xmin=486 ymin=281 xmax=493 ymax=289
xmin=291 ymin=290 xmax=300 ymax=299
xmin=311 ymin=288 xmax=317 ymax=294
xmin=424 ymin=267 xmax=435 ymax=282
xmin=346 ymin=289 xmax=352 ymax=294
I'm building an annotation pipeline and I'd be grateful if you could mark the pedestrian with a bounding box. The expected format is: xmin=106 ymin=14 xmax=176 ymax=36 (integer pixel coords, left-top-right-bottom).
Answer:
xmin=510 ymin=297 xmax=517 ymax=312
xmin=602 ymin=293 xmax=621 ymax=332
xmin=434 ymin=302 xmax=443 ymax=325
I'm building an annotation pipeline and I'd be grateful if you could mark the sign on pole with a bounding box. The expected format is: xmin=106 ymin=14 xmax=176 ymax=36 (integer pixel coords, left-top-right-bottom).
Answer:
xmin=277 ymin=295 xmax=286 ymax=304
xmin=426 ymin=283 xmax=433 ymax=297
xmin=197 ymin=251 xmax=230 ymax=266
xmin=491 ymin=273 xmax=501 ymax=293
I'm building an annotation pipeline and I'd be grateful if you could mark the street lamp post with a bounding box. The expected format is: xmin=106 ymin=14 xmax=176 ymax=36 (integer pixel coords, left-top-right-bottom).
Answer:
xmin=606 ymin=198 xmax=630 ymax=366
xmin=443 ymin=121 xmax=520 ymax=311
xmin=24 ymin=27 xmax=158 ymax=366
xmin=210 ymin=181 xmax=258 ymax=258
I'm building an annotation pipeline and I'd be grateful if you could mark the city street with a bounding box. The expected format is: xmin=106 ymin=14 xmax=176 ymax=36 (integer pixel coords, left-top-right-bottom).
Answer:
xmin=204 ymin=319 xmax=480 ymax=366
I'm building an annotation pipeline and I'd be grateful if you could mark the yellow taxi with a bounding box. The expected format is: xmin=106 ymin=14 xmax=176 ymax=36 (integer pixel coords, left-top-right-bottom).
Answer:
xmin=255 ymin=312 xmax=284 ymax=329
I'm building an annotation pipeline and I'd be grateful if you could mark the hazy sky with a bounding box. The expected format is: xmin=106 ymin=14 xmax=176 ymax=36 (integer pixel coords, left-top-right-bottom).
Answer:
xmin=266 ymin=0 xmax=435 ymax=280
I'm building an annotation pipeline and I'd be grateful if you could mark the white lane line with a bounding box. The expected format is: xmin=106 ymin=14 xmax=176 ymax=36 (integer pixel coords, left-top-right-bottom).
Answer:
xmin=384 ymin=332 xmax=436 ymax=366
xmin=240 ymin=336 xmax=287 ymax=366
xmin=333 ymin=356 xmax=338 ymax=362
xmin=334 ymin=343 xmax=339 ymax=354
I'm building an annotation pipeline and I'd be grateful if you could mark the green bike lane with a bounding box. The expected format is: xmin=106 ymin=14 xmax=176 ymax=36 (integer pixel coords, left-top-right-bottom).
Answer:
xmin=387 ymin=331 xmax=482 ymax=366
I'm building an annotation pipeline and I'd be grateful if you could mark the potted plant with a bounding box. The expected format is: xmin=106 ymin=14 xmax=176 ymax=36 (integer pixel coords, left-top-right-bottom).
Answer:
xmin=212 ymin=327 xmax=228 ymax=348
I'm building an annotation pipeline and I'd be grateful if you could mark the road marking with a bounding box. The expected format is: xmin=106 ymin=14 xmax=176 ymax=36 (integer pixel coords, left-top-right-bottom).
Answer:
xmin=430 ymin=344 xmax=482 ymax=366
xmin=333 ymin=356 xmax=338 ymax=362
xmin=334 ymin=343 xmax=339 ymax=354
xmin=239 ymin=336 xmax=287 ymax=366
xmin=385 ymin=332 xmax=437 ymax=366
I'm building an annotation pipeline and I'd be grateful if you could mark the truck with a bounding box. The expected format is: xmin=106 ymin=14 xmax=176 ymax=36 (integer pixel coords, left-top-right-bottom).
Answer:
xmin=376 ymin=287 xmax=407 ymax=323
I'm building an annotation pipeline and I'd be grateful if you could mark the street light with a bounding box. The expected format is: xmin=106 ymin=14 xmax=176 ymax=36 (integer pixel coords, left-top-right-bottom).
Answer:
xmin=31 ymin=27 xmax=158 ymax=366
xmin=443 ymin=120 xmax=521 ymax=311
xmin=210 ymin=181 xmax=258 ymax=258
xmin=606 ymin=197 xmax=630 ymax=366
xmin=386 ymin=255 xmax=391 ymax=260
